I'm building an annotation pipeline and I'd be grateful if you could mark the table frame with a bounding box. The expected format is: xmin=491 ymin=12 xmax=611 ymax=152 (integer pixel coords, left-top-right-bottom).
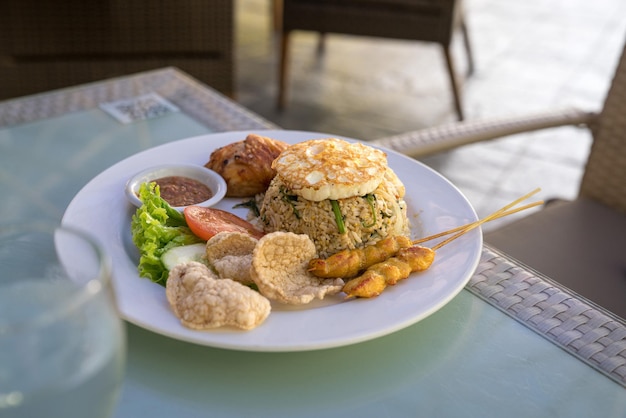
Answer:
xmin=0 ymin=67 xmax=277 ymax=131
xmin=474 ymin=246 xmax=626 ymax=386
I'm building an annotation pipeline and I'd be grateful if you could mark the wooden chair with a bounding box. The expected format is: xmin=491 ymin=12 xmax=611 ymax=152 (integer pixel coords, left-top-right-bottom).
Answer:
xmin=0 ymin=0 xmax=234 ymax=100
xmin=276 ymin=0 xmax=474 ymax=120
xmin=371 ymin=38 xmax=626 ymax=319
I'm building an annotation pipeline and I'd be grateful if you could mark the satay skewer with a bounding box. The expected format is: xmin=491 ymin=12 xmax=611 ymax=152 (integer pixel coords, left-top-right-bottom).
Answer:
xmin=342 ymin=189 xmax=544 ymax=298
xmin=310 ymin=189 xmax=543 ymax=280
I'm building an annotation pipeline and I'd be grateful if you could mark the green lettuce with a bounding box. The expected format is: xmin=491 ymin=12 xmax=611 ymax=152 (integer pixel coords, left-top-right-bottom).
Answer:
xmin=131 ymin=182 xmax=202 ymax=285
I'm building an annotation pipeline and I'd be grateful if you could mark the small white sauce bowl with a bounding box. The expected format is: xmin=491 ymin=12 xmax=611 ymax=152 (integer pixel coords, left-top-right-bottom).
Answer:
xmin=125 ymin=163 xmax=227 ymax=211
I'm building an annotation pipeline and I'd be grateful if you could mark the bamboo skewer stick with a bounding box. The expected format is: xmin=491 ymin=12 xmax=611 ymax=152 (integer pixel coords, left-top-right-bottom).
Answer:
xmin=432 ymin=188 xmax=542 ymax=250
xmin=341 ymin=189 xmax=545 ymax=298
xmin=412 ymin=201 xmax=543 ymax=246
xmin=410 ymin=188 xmax=543 ymax=251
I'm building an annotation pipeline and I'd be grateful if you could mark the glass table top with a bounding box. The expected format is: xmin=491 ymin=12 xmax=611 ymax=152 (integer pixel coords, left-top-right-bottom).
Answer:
xmin=1 ymin=69 xmax=624 ymax=418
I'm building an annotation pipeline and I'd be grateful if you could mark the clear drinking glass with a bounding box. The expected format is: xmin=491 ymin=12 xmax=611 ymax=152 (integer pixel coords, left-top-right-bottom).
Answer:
xmin=0 ymin=224 xmax=126 ymax=418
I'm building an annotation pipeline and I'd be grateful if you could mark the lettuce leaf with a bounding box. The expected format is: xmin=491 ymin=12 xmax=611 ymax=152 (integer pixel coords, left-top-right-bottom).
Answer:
xmin=131 ymin=182 xmax=202 ymax=285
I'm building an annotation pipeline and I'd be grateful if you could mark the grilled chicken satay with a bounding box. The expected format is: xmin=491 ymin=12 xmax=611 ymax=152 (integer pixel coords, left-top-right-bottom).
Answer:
xmin=323 ymin=189 xmax=543 ymax=298
xmin=308 ymin=235 xmax=412 ymax=279
xmin=343 ymin=245 xmax=435 ymax=298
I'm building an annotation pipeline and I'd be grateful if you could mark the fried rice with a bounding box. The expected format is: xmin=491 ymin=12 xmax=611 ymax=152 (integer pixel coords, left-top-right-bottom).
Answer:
xmin=256 ymin=171 xmax=410 ymax=258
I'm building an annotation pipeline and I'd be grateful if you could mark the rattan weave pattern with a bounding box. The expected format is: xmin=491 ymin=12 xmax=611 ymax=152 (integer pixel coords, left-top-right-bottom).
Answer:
xmin=373 ymin=40 xmax=626 ymax=212
xmin=469 ymin=245 xmax=626 ymax=387
xmin=371 ymin=107 xmax=596 ymax=157
xmin=0 ymin=68 xmax=277 ymax=131
xmin=579 ymin=37 xmax=626 ymax=213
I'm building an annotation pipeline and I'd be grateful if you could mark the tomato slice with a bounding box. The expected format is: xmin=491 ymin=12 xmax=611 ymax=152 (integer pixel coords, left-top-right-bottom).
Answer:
xmin=183 ymin=206 xmax=265 ymax=241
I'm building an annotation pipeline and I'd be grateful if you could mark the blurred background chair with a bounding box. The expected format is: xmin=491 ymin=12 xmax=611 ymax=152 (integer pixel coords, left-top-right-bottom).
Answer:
xmin=0 ymin=0 xmax=234 ymax=100
xmin=276 ymin=0 xmax=474 ymax=120
xmin=372 ymin=37 xmax=626 ymax=319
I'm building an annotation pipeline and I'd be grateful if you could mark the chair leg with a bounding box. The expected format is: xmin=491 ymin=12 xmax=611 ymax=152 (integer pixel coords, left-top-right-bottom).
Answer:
xmin=317 ymin=33 xmax=327 ymax=55
xmin=461 ymin=18 xmax=475 ymax=76
xmin=442 ymin=45 xmax=464 ymax=121
xmin=272 ymin=0 xmax=283 ymax=32
xmin=278 ymin=31 xmax=291 ymax=110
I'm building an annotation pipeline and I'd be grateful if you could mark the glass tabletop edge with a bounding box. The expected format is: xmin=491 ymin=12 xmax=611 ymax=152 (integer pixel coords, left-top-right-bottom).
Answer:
xmin=0 ymin=67 xmax=278 ymax=132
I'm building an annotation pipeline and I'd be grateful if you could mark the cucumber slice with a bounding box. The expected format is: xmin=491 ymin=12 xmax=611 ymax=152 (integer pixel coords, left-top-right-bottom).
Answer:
xmin=161 ymin=243 xmax=208 ymax=271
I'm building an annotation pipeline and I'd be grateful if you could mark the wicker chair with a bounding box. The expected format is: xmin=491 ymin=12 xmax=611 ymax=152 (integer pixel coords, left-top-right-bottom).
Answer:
xmin=276 ymin=0 xmax=474 ymax=120
xmin=371 ymin=39 xmax=626 ymax=319
xmin=0 ymin=0 xmax=234 ymax=100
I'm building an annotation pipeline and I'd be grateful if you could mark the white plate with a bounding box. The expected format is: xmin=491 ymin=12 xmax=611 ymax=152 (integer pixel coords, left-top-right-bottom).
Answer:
xmin=62 ymin=130 xmax=482 ymax=352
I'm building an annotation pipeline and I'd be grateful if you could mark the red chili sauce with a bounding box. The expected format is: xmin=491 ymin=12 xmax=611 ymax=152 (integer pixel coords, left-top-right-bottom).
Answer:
xmin=153 ymin=176 xmax=213 ymax=207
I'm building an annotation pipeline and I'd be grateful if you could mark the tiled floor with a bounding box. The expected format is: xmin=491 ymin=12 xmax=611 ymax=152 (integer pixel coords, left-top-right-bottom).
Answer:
xmin=234 ymin=0 xmax=626 ymax=230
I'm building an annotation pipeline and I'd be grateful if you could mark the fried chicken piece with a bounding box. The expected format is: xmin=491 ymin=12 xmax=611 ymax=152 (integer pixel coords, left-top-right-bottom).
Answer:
xmin=250 ymin=232 xmax=344 ymax=305
xmin=205 ymin=134 xmax=289 ymax=197
xmin=166 ymin=261 xmax=270 ymax=330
